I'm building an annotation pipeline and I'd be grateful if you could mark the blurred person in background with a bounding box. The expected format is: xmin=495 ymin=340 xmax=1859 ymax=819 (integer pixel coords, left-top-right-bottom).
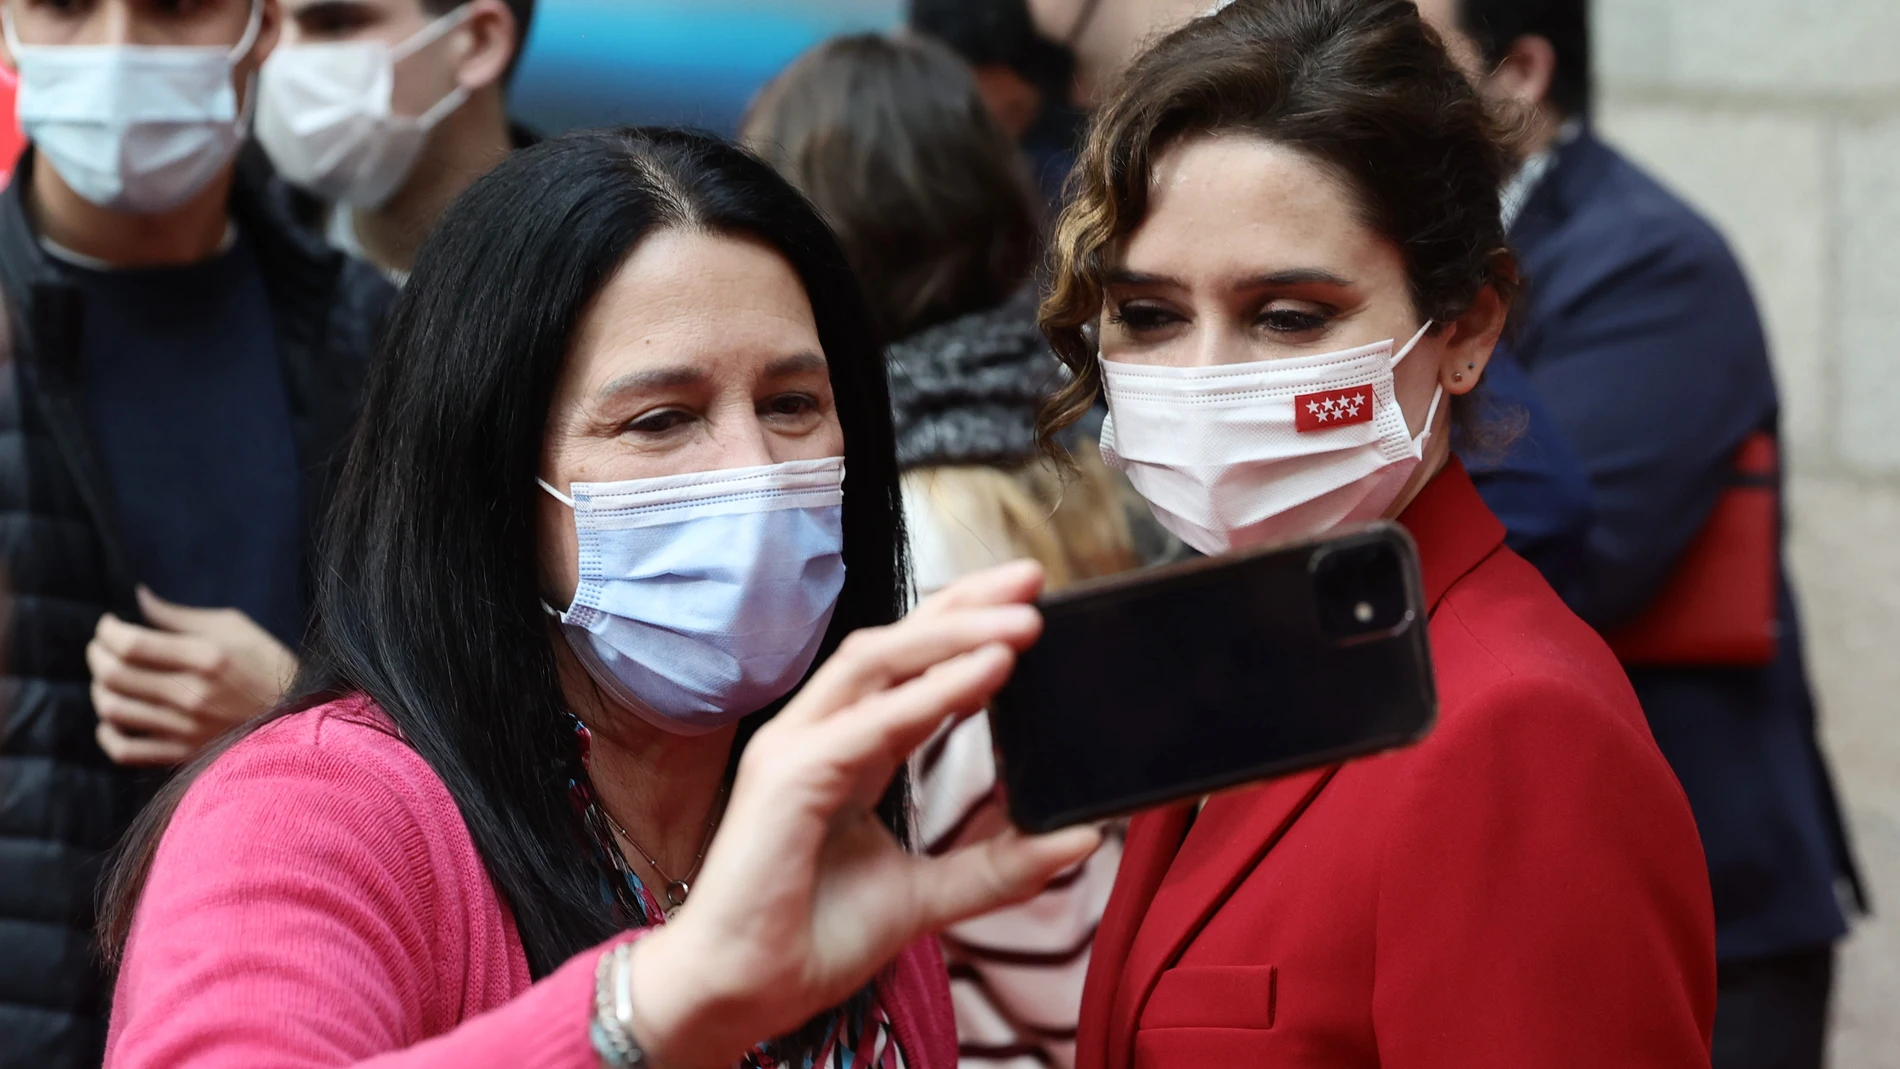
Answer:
xmin=745 ymin=34 xmax=1139 ymax=1068
xmin=904 ymin=0 xmax=1087 ymax=203
xmin=1044 ymin=1 xmax=1715 ymax=1063
xmin=906 ymin=0 xmax=1206 ymax=205
xmin=914 ymin=0 xmax=1594 ymax=589
xmin=0 ymin=0 xmax=391 ymax=1063
xmin=1414 ymin=2 xmax=1864 ymax=1066
xmin=255 ymin=0 xmax=536 ymax=282
xmin=98 ymin=126 xmax=1099 ymax=1069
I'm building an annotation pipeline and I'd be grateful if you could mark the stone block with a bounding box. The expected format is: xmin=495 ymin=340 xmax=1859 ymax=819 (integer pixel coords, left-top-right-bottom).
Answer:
xmin=1594 ymin=0 xmax=1900 ymax=96
xmin=1786 ymin=475 xmax=1900 ymax=1067
xmin=1837 ymin=118 xmax=1900 ymax=474
xmin=1592 ymin=106 xmax=1833 ymax=461
xmin=1591 ymin=0 xmax=1673 ymax=88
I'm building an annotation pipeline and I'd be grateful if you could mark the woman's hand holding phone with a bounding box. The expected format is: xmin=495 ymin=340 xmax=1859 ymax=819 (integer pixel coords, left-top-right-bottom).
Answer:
xmin=626 ymin=561 xmax=1103 ymax=1069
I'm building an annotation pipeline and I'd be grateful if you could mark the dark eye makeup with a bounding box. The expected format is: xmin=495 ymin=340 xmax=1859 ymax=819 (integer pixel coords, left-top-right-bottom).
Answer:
xmin=1107 ymin=301 xmax=1335 ymax=337
xmin=1106 ymin=304 xmax=1182 ymax=332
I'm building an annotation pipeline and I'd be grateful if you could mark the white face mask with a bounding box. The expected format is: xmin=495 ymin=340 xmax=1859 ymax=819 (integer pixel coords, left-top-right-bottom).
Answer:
xmin=1100 ymin=322 xmax=1441 ymax=556
xmin=5 ymin=0 xmax=263 ymax=214
xmin=254 ymin=7 xmax=474 ymax=210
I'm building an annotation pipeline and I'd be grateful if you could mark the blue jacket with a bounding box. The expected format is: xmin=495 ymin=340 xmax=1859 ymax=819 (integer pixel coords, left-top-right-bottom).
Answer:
xmin=1482 ymin=130 xmax=1861 ymax=961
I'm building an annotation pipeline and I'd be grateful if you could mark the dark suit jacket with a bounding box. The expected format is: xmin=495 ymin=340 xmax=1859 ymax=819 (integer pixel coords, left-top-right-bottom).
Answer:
xmin=1076 ymin=463 xmax=1716 ymax=1069
xmin=1495 ymin=129 xmax=1860 ymax=961
xmin=1458 ymin=352 xmax=1594 ymax=590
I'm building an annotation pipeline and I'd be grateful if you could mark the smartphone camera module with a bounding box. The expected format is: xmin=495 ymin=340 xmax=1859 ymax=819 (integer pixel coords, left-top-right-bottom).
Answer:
xmin=1311 ymin=539 xmax=1412 ymax=641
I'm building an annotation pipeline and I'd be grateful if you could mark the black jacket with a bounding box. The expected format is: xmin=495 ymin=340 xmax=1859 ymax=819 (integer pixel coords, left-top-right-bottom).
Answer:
xmin=0 ymin=149 xmax=394 ymax=1067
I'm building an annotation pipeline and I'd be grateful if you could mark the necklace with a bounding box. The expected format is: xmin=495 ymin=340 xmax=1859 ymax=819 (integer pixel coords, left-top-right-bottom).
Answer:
xmin=600 ymin=787 xmax=726 ymax=921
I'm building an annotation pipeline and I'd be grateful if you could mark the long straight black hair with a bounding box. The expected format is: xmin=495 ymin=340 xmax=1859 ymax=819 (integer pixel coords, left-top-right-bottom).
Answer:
xmin=103 ymin=128 xmax=910 ymax=1037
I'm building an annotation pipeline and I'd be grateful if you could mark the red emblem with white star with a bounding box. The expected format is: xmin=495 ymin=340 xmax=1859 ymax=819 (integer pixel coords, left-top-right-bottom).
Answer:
xmin=1295 ymin=386 xmax=1375 ymax=432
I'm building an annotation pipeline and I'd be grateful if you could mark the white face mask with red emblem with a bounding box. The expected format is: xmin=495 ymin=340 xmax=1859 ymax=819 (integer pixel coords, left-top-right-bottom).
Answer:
xmin=1099 ymin=321 xmax=1439 ymax=556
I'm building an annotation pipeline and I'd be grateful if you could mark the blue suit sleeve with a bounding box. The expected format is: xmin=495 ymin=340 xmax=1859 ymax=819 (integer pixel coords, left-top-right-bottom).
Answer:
xmin=1517 ymin=228 xmax=1776 ymax=628
xmin=1459 ymin=353 xmax=1595 ymax=595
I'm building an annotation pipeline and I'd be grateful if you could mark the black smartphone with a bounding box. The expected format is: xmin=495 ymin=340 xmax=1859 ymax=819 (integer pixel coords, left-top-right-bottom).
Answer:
xmin=989 ymin=522 xmax=1437 ymax=833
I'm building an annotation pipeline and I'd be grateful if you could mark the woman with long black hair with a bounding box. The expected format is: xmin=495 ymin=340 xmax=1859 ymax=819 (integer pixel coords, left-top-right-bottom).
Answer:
xmin=98 ymin=128 xmax=1098 ymax=1069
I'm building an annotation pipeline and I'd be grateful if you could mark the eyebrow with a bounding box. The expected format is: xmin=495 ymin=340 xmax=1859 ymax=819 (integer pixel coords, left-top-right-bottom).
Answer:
xmin=593 ymin=351 xmax=827 ymax=399
xmin=1104 ymin=268 xmax=1357 ymax=291
xmin=1233 ymin=268 xmax=1356 ymax=291
xmin=762 ymin=351 xmax=829 ymax=378
xmin=596 ymin=365 xmax=707 ymax=397
xmin=1105 ymin=269 xmax=1186 ymax=289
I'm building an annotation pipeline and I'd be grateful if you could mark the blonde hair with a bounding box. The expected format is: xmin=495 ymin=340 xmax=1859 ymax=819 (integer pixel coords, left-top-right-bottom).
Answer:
xmin=906 ymin=438 xmax=1140 ymax=594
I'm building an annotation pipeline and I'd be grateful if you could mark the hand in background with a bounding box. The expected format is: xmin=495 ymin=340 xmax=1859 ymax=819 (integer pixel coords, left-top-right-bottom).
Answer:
xmin=86 ymin=586 xmax=300 ymax=766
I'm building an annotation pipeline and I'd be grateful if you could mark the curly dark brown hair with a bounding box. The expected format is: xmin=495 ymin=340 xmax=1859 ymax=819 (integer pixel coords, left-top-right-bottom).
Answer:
xmin=1037 ymin=0 xmax=1520 ymax=448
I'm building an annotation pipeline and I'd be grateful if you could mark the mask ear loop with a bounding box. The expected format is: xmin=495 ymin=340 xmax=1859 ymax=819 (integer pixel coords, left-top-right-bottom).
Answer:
xmin=538 ymin=478 xmax=576 ymax=509
xmin=2 ymin=9 xmax=26 ymax=53
xmin=389 ymin=4 xmax=479 ymax=129
xmin=1385 ymin=321 xmax=1443 ymax=450
xmin=1387 ymin=320 xmax=1437 ymax=368
xmin=1417 ymin=381 xmax=1446 ymax=445
xmin=227 ymin=0 xmax=267 ymax=62
xmin=222 ymin=0 xmax=269 ymax=130
xmin=538 ymin=477 xmax=576 ymax=619
xmin=391 ymin=3 xmax=478 ymax=63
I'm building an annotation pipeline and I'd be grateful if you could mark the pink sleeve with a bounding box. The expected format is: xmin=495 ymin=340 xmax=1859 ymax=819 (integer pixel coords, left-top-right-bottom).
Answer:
xmin=103 ymin=724 xmax=617 ymax=1069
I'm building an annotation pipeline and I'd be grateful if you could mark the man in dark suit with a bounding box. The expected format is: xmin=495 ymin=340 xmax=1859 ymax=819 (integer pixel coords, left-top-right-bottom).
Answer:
xmin=1416 ymin=2 xmax=1864 ymax=1067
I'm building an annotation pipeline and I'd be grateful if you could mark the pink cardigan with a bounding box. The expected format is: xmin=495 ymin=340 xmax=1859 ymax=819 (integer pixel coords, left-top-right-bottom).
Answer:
xmin=104 ymin=696 xmax=958 ymax=1069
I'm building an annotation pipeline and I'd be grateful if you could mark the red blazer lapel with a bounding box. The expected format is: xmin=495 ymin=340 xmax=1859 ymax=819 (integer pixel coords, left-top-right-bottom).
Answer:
xmin=1077 ymin=804 xmax=1193 ymax=1069
xmin=1099 ymin=768 xmax=1338 ymax=1069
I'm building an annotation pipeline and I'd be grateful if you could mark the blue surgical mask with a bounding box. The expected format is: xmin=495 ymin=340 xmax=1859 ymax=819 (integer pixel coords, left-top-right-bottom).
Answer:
xmin=539 ymin=457 xmax=848 ymax=736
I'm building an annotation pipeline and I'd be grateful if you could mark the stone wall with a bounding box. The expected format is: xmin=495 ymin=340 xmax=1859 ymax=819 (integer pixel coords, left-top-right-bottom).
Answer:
xmin=1591 ymin=1 xmax=1900 ymax=1064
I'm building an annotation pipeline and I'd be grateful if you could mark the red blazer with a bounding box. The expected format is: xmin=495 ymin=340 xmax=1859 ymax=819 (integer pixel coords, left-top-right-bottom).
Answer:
xmin=1075 ymin=462 xmax=1716 ymax=1069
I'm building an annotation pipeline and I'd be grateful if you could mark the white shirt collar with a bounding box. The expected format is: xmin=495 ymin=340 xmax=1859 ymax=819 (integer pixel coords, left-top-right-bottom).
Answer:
xmin=1500 ymin=119 xmax=1584 ymax=232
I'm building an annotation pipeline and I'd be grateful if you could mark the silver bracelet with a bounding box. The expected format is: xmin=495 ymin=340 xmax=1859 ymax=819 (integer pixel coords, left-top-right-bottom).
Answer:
xmin=592 ymin=941 xmax=655 ymax=1068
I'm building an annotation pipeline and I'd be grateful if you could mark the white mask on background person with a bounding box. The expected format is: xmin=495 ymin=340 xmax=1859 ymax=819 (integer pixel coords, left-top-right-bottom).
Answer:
xmin=254 ymin=6 xmax=475 ymax=209
xmin=1100 ymin=321 xmax=1441 ymax=555
xmin=5 ymin=0 xmax=264 ymax=214
xmin=539 ymin=457 xmax=849 ymax=737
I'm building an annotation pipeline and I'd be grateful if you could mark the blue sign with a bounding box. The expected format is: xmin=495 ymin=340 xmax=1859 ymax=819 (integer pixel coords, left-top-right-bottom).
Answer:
xmin=510 ymin=0 xmax=900 ymax=136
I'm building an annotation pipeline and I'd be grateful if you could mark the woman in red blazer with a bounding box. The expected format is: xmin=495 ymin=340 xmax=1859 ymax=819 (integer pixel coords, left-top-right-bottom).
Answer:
xmin=1034 ymin=2 xmax=1717 ymax=1066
